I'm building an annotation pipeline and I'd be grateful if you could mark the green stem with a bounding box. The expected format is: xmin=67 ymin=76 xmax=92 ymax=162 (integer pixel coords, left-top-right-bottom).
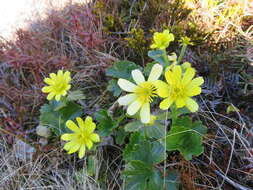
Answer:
xmin=178 ymin=44 xmax=187 ymax=64
xmin=170 ymin=105 xmax=178 ymax=122
xmin=162 ymin=49 xmax=169 ymax=67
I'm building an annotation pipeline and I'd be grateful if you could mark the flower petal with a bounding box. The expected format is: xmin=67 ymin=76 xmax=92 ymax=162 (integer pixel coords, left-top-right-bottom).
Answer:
xmin=61 ymin=134 xmax=77 ymax=141
xmin=42 ymin=86 xmax=52 ymax=93
xmin=182 ymin=67 xmax=195 ymax=85
xmin=189 ymin=77 xmax=204 ymax=87
xmin=44 ymin=77 xmax=54 ymax=85
xmin=118 ymin=94 xmax=137 ymax=105
xmin=55 ymin=94 xmax=61 ymax=101
xmin=78 ymin=145 xmax=86 ymax=159
xmin=64 ymin=71 xmax=71 ymax=78
xmin=186 ymin=86 xmax=201 ymax=96
xmin=127 ymin=100 xmax=142 ymax=115
xmin=86 ymin=139 xmax=93 ymax=150
xmin=185 ymin=98 xmax=199 ymax=112
xmin=85 ymin=116 xmax=96 ymax=133
xmin=47 ymin=92 xmax=55 ymax=100
xmin=165 ymin=70 xmax=173 ymax=84
xmin=66 ymin=85 xmax=71 ymax=90
xmin=63 ymin=141 xmax=76 ymax=151
xmin=118 ymin=79 xmax=137 ymax=92
xmin=172 ymin=65 xmax=182 ymax=83
xmin=148 ymin=64 xmax=163 ymax=82
xmin=90 ymin=133 xmax=100 ymax=142
xmin=175 ymin=98 xmax=186 ymax=108
xmin=140 ymin=103 xmax=150 ymax=123
xmin=50 ymin=73 xmax=57 ymax=79
xmin=84 ymin=116 xmax=93 ymax=125
xmin=160 ymin=97 xmax=173 ymax=110
xmin=62 ymin=91 xmax=67 ymax=96
xmin=68 ymin=143 xmax=80 ymax=154
xmin=66 ymin=120 xmax=80 ymax=133
xmin=132 ymin=69 xmax=145 ymax=84
xmin=153 ymin=80 xmax=170 ymax=98
xmin=57 ymin=70 xmax=64 ymax=77
xmin=76 ymin=117 xmax=84 ymax=129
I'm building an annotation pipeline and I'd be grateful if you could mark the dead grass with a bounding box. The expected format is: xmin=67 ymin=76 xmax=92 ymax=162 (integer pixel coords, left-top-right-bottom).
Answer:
xmin=0 ymin=136 xmax=102 ymax=190
xmin=0 ymin=0 xmax=253 ymax=190
xmin=184 ymin=0 xmax=253 ymax=47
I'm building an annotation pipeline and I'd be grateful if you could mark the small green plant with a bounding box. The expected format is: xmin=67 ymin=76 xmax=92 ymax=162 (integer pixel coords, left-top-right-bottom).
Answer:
xmin=38 ymin=29 xmax=206 ymax=189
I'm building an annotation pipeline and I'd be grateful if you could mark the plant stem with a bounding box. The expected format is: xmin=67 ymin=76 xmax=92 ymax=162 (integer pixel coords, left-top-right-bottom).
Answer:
xmin=178 ymin=44 xmax=187 ymax=64
xmin=162 ymin=49 xmax=170 ymax=67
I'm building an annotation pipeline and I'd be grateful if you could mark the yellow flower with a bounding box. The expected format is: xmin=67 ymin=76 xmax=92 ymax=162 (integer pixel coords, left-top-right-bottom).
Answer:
xmin=155 ymin=65 xmax=204 ymax=112
xmin=42 ymin=70 xmax=71 ymax=101
xmin=117 ymin=64 xmax=163 ymax=123
xmin=150 ymin=30 xmax=174 ymax=50
xmin=61 ymin=117 xmax=100 ymax=159
xmin=179 ymin=36 xmax=194 ymax=46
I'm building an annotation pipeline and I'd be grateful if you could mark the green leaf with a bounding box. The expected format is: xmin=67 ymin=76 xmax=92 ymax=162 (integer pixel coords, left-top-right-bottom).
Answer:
xmin=123 ymin=160 xmax=151 ymax=190
xmin=148 ymin=169 xmax=163 ymax=190
xmin=123 ymin=132 xmax=144 ymax=161
xmin=39 ymin=100 xmax=82 ymax=136
xmin=53 ymin=97 xmax=68 ymax=111
xmin=171 ymin=106 xmax=191 ymax=120
xmin=94 ymin=109 xmax=118 ymax=136
xmin=140 ymin=122 xmax=165 ymax=139
xmin=148 ymin=50 xmax=169 ymax=67
xmin=107 ymin=79 xmax=122 ymax=97
xmin=67 ymin=90 xmax=86 ymax=101
xmin=125 ymin=140 xmax=166 ymax=165
xmin=105 ymin=60 xmax=141 ymax=80
xmin=124 ymin=162 xmax=180 ymax=190
xmin=166 ymin=116 xmax=207 ymax=160
xmin=124 ymin=121 xmax=143 ymax=132
xmin=115 ymin=127 xmax=128 ymax=145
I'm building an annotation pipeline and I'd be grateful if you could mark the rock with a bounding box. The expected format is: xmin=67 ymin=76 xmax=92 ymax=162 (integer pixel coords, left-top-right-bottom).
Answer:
xmin=36 ymin=125 xmax=51 ymax=138
xmin=13 ymin=139 xmax=36 ymax=162
xmin=39 ymin=137 xmax=48 ymax=146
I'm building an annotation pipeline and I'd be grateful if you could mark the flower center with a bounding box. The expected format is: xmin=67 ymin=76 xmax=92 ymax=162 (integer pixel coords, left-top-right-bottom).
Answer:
xmin=77 ymin=133 xmax=89 ymax=143
xmin=134 ymin=82 xmax=157 ymax=104
xmin=171 ymin=85 xmax=185 ymax=99
xmin=53 ymin=81 xmax=66 ymax=92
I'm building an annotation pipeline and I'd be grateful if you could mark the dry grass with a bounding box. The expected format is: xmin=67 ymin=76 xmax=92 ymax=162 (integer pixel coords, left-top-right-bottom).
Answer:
xmin=0 ymin=0 xmax=253 ymax=189
xmin=184 ymin=0 xmax=253 ymax=45
xmin=0 ymin=136 xmax=101 ymax=190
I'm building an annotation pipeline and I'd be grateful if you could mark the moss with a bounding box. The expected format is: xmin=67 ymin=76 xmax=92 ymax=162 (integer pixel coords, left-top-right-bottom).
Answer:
xmin=125 ymin=28 xmax=148 ymax=59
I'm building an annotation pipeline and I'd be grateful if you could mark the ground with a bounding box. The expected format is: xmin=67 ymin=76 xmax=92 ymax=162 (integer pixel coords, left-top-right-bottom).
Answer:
xmin=0 ymin=0 xmax=253 ymax=190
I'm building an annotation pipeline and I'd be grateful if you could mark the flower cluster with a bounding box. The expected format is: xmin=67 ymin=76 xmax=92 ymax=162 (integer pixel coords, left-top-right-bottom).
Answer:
xmin=42 ymin=70 xmax=100 ymax=158
xmin=40 ymin=29 xmax=203 ymax=160
xmin=117 ymin=30 xmax=203 ymax=124
xmin=117 ymin=63 xmax=203 ymax=124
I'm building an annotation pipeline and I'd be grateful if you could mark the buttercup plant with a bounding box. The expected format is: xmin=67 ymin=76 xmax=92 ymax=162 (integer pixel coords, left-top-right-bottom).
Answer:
xmin=105 ymin=29 xmax=206 ymax=189
xmin=38 ymin=29 xmax=206 ymax=190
